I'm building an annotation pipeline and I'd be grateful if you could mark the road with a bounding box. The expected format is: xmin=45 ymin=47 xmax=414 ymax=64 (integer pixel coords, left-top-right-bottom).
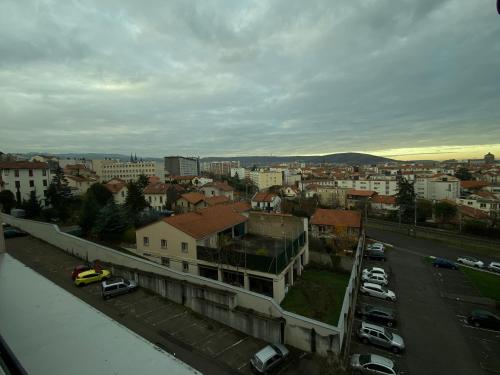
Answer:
xmin=363 ymin=227 xmax=496 ymax=375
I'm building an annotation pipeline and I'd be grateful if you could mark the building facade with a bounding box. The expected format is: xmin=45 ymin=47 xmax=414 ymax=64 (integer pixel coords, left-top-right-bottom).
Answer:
xmin=164 ymin=156 xmax=199 ymax=177
xmin=250 ymin=171 xmax=283 ymax=190
xmin=0 ymin=161 xmax=50 ymax=205
xmin=415 ymin=175 xmax=460 ymax=201
xmin=97 ymin=160 xmax=162 ymax=182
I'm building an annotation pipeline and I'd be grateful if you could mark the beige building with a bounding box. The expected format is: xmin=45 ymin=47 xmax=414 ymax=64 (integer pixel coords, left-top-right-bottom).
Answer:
xmin=93 ymin=159 xmax=163 ymax=182
xmin=200 ymin=181 xmax=234 ymax=200
xmin=135 ymin=204 xmax=309 ymax=303
xmin=66 ymin=175 xmax=95 ymax=196
xmin=105 ymin=178 xmax=128 ymax=204
xmin=250 ymin=170 xmax=283 ymax=191
xmin=0 ymin=161 xmax=51 ymax=205
xmin=174 ymin=192 xmax=208 ymax=213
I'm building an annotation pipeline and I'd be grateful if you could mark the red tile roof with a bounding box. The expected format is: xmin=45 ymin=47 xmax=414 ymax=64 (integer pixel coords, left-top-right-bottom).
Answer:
xmin=252 ymin=192 xmax=278 ymax=202
xmin=205 ymin=195 xmax=230 ymax=206
xmin=474 ymin=191 xmax=498 ymax=200
xmin=310 ymin=208 xmax=362 ymax=228
xmin=0 ymin=161 xmax=48 ymax=170
xmin=371 ymin=195 xmax=397 ymax=205
xmin=179 ymin=192 xmax=206 ymax=204
xmin=202 ymin=181 xmax=234 ymax=192
xmin=163 ymin=203 xmax=248 ymax=239
xmin=347 ymin=189 xmax=377 ymax=197
xmin=105 ymin=180 xmax=127 ymax=194
xmin=460 ymin=180 xmax=489 ymax=189
xmin=144 ymin=183 xmax=171 ymax=194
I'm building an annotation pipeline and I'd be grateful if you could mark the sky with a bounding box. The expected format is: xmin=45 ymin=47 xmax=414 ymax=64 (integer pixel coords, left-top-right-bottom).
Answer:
xmin=1 ymin=0 xmax=499 ymax=161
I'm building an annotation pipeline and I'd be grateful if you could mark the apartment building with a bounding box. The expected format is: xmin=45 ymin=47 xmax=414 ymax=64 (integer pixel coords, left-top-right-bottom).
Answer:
xmin=415 ymin=174 xmax=460 ymax=201
xmin=164 ymin=156 xmax=199 ymax=177
xmin=205 ymin=161 xmax=240 ymax=176
xmin=230 ymin=167 xmax=248 ymax=180
xmin=0 ymin=161 xmax=50 ymax=205
xmin=335 ymin=179 xmax=398 ymax=196
xmin=250 ymin=170 xmax=283 ymax=190
xmin=144 ymin=183 xmax=185 ymax=211
xmin=135 ymin=205 xmax=308 ymax=303
xmin=200 ymin=181 xmax=234 ymax=200
xmin=65 ymin=175 xmax=95 ymax=196
xmin=97 ymin=160 xmax=162 ymax=182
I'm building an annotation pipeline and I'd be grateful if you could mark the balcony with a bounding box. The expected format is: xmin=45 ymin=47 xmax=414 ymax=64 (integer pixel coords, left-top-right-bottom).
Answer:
xmin=197 ymin=232 xmax=306 ymax=275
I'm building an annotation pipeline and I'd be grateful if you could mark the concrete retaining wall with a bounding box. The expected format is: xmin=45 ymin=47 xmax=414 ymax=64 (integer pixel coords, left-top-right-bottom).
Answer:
xmin=1 ymin=214 xmax=356 ymax=356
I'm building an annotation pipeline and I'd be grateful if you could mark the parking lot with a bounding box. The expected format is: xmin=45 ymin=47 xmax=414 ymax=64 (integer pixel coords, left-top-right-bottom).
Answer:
xmin=5 ymin=235 xmax=309 ymax=375
xmin=350 ymin=233 xmax=500 ymax=375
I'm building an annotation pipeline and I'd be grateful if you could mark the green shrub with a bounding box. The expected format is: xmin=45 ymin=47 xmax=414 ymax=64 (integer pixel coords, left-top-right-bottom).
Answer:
xmin=121 ymin=227 xmax=136 ymax=243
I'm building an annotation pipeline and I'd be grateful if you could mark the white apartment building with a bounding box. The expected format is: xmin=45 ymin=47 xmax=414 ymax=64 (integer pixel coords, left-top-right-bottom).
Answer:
xmin=456 ymin=197 xmax=499 ymax=213
xmin=415 ymin=175 xmax=460 ymax=201
xmin=230 ymin=167 xmax=248 ymax=180
xmin=96 ymin=160 xmax=163 ymax=182
xmin=334 ymin=179 xmax=398 ymax=196
xmin=206 ymin=161 xmax=240 ymax=176
xmin=0 ymin=161 xmax=51 ymax=205
xmin=250 ymin=170 xmax=283 ymax=190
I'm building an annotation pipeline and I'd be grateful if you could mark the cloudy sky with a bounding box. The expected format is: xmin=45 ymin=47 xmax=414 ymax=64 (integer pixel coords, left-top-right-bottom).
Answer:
xmin=1 ymin=0 xmax=499 ymax=160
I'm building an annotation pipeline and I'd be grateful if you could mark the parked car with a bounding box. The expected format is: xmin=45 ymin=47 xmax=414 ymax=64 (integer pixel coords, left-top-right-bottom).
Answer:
xmin=362 ymin=273 xmax=388 ymax=286
xmin=250 ymin=344 xmax=289 ymax=373
xmin=432 ymin=258 xmax=457 ymax=270
xmin=360 ymin=282 xmax=396 ymax=301
xmin=467 ymin=310 xmax=500 ymax=331
xmin=71 ymin=264 xmax=92 ymax=280
xmin=367 ymin=243 xmax=385 ymax=252
xmin=102 ymin=277 xmax=138 ymax=299
xmin=74 ymin=269 xmax=111 ymax=286
xmin=358 ymin=322 xmax=405 ymax=353
xmin=362 ymin=267 xmax=387 ymax=278
xmin=365 ymin=250 xmax=386 ymax=261
xmin=350 ymin=353 xmax=400 ymax=375
xmin=356 ymin=304 xmax=397 ymax=327
xmin=487 ymin=262 xmax=500 ymax=273
xmin=457 ymin=256 xmax=484 ymax=268
xmin=3 ymin=228 xmax=28 ymax=239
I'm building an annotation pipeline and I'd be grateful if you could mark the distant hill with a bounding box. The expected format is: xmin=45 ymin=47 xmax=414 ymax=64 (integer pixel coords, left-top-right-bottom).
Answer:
xmin=16 ymin=152 xmax=396 ymax=166
xmin=201 ymin=153 xmax=397 ymax=166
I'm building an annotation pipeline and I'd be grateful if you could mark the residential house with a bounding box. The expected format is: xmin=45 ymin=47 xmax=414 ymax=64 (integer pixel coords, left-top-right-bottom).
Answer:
xmin=144 ymin=183 xmax=170 ymax=211
xmin=370 ymin=195 xmax=398 ymax=211
xmin=0 ymin=161 xmax=51 ymax=205
xmin=310 ymin=208 xmax=362 ymax=239
xmin=135 ymin=204 xmax=308 ymax=303
xmin=415 ymin=174 xmax=460 ymax=201
xmin=105 ymin=178 xmax=128 ymax=204
xmin=460 ymin=180 xmax=490 ymax=196
xmin=205 ymin=195 xmax=230 ymax=206
xmin=200 ymin=181 xmax=235 ymax=200
xmin=251 ymin=192 xmax=281 ymax=212
xmin=65 ymin=175 xmax=94 ymax=196
xmin=282 ymin=186 xmax=300 ymax=198
xmin=174 ymin=192 xmax=208 ymax=213
xmin=346 ymin=189 xmax=377 ymax=210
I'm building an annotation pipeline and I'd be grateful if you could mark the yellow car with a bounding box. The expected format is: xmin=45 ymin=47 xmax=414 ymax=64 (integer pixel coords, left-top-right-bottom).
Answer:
xmin=74 ymin=269 xmax=111 ymax=286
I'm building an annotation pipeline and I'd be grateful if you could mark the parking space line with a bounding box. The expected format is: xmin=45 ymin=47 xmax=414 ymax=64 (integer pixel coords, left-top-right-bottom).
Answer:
xmin=214 ymin=337 xmax=248 ymax=358
xmin=142 ymin=305 xmax=174 ymax=320
xmin=172 ymin=322 xmax=198 ymax=336
xmin=191 ymin=327 xmax=227 ymax=346
xmin=117 ymin=295 xmax=158 ymax=310
xmin=153 ymin=311 xmax=187 ymax=326
xmin=237 ymin=361 xmax=249 ymax=370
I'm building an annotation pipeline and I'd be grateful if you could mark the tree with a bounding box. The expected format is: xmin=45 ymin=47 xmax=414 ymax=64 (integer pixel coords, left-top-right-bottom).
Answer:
xmin=125 ymin=181 xmax=148 ymax=224
xmin=87 ymin=183 xmax=113 ymax=206
xmin=416 ymin=199 xmax=433 ymax=222
xmin=395 ymin=177 xmax=416 ymax=223
xmin=79 ymin=183 xmax=113 ymax=235
xmin=0 ymin=190 xmax=16 ymax=213
xmin=455 ymin=167 xmax=473 ymax=181
xmin=434 ymin=201 xmax=457 ymax=224
xmin=22 ymin=191 xmax=42 ymax=219
xmin=92 ymin=201 xmax=129 ymax=240
xmin=46 ymin=166 xmax=72 ymax=221
xmin=137 ymin=174 xmax=149 ymax=190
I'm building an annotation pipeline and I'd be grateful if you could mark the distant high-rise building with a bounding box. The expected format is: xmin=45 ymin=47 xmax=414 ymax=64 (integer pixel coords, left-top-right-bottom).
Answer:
xmin=207 ymin=161 xmax=240 ymax=176
xmin=164 ymin=156 xmax=199 ymax=177
xmin=484 ymin=152 xmax=495 ymax=164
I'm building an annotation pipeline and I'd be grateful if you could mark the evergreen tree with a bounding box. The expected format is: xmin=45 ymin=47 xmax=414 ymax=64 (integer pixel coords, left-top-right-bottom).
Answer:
xmin=22 ymin=191 xmax=42 ymax=219
xmin=87 ymin=183 xmax=113 ymax=206
xmin=125 ymin=180 xmax=148 ymax=224
xmin=434 ymin=201 xmax=457 ymax=224
xmin=0 ymin=190 xmax=16 ymax=213
xmin=92 ymin=200 xmax=129 ymax=240
xmin=455 ymin=167 xmax=473 ymax=181
xmin=79 ymin=183 xmax=113 ymax=235
xmin=137 ymin=174 xmax=149 ymax=190
xmin=395 ymin=177 xmax=416 ymax=223
xmin=46 ymin=166 xmax=72 ymax=221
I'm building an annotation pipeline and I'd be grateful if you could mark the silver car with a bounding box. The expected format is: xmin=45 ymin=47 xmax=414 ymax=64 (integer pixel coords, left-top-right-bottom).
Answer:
xmin=102 ymin=277 xmax=138 ymax=299
xmin=358 ymin=322 xmax=405 ymax=353
xmin=457 ymin=256 xmax=484 ymax=268
xmin=250 ymin=344 xmax=289 ymax=373
xmin=362 ymin=267 xmax=387 ymax=278
xmin=360 ymin=282 xmax=397 ymax=301
xmin=350 ymin=353 xmax=400 ymax=374
xmin=362 ymin=273 xmax=388 ymax=286
xmin=488 ymin=262 xmax=500 ymax=273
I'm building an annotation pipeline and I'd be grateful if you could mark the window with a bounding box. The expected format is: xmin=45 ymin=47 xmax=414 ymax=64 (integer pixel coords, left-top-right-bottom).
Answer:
xmin=181 ymin=242 xmax=188 ymax=253
xmin=121 ymin=191 xmax=125 ymax=197
xmin=14 ymin=170 xmax=19 ymax=177
xmin=182 ymin=261 xmax=189 ymax=272
xmin=480 ymin=203 xmax=486 ymax=208
xmin=159 ymin=196 xmax=163 ymax=203
xmin=29 ymin=180 xmax=34 ymax=187
xmin=43 ymin=190 xmax=47 ymax=197
xmin=43 ymin=179 xmax=47 ymax=186
xmin=42 ymin=170 xmax=47 ymax=176
xmin=161 ymin=239 xmax=167 ymax=249
xmin=161 ymin=257 xmax=170 ymax=267
xmin=29 ymin=169 xmax=33 ymax=177
xmin=148 ymin=196 xmax=152 ymax=203
xmin=15 ymin=181 xmax=20 ymax=189
xmin=143 ymin=236 xmax=149 ymax=246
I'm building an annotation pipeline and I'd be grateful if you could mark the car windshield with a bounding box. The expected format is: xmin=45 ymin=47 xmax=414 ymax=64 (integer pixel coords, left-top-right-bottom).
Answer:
xmin=384 ymin=328 xmax=393 ymax=340
xmin=359 ymin=354 xmax=370 ymax=365
xmin=270 ymin=344 xmax=281 ymax=355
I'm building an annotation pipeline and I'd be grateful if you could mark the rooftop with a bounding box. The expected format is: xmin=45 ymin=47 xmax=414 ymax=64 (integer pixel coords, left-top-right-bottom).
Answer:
xmin=0 ymin=161 xmax=49 ymax=170
xmin=310 ymin=208 xmax=362 ymax=228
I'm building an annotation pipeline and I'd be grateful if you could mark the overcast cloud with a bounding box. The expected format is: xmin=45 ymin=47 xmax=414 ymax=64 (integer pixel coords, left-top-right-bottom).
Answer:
xmin=1 ymin=0 xmax=499 ymax=159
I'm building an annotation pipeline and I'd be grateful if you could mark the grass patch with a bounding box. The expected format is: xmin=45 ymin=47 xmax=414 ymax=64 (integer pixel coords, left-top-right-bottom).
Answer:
xmin=461 ymin=267 xmax=500 ymax=301
xmin=280 ymin=268 xmax=350 ymax=326
xmin=422 ymin=256 xmax=434 ymax=264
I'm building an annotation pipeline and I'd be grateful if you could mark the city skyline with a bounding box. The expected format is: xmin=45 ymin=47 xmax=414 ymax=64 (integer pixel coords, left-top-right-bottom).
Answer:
xmin=1 ymin=1 xmax=499 ymax=161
